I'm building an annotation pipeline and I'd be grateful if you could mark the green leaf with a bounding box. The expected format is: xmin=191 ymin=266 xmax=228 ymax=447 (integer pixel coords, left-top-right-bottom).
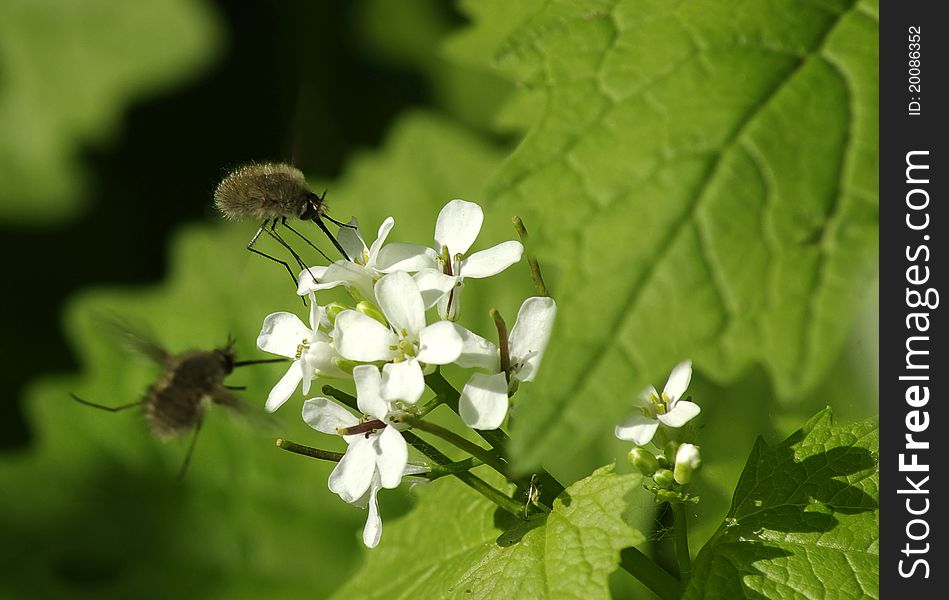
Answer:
xmin=0 ymin=0 xmax=221 ymax=224
xmin=0 ymin=112 xmax=508 ymax=599
xmin=334 ymin=465 xmax=644 ymax=599
xmin=684 ymin=408 xmax=879 ymax=599
xmin=460 ymin=0 xmax=878 ymax=468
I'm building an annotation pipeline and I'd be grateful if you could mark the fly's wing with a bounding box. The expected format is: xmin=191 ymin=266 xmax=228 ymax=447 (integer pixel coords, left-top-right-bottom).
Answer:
xmin=98 ymin=314 xmax=172 ymax=365
xmin=210 ymin=386 xmax=281 ymax=432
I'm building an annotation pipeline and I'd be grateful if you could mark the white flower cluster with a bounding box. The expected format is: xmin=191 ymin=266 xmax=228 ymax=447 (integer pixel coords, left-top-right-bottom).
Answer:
xmin=257 ymin=199 xmax=556 ymax=547
xmin=615 ymin=361 xmax=703 ymax=496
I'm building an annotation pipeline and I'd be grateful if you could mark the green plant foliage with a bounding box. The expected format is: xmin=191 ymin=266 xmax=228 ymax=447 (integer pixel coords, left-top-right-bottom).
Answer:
xmin=451 ymin=0 xmax=879 ymax=470
xmin=684 ymin=408 xmax=878 ymax=599
xmin=0 ymin=112 xmax=509 ymax=599
xmin=334 ymin=465 xmax=644 ymax=599
xmin=356 ymin=0 xmax=512 ymax=133
xmin=0 ymin=0 xmax=221 ymax=224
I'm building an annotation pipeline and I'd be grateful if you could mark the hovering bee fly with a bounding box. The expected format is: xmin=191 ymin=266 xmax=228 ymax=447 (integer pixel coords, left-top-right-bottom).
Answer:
xmin=71 ymin=320 xmax=284 ymax=479
xmin=214 ymin=162 xmax=353 ymax=287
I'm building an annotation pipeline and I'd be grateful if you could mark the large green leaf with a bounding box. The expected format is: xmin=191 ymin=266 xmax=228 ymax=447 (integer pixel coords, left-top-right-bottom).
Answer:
xmin=0 ymin=112 xmax=509 ymax=599
xmin=0 ymin=0 xmax=221 ymax=223
xmin=334 ymin=465 xmax=644 ymax=599
xmin=454 ymin=0 xmax=879 ymax=469
xmin=685 ymin=408 xmax=878 ymax=599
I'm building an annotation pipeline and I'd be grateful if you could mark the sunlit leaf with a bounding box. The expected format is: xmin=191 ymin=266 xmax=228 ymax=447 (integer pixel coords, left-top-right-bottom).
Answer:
xmin=685 ymin=408 xmax=879 ymax=599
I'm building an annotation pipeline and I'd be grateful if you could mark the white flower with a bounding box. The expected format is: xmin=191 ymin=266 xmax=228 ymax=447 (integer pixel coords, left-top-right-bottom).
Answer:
xmin=332 ymin=271 xmax=463 ymax=404
xmin=454 ymin=297 xmax=557 ymax=430
xmin=338 ymin=217 xmax=394 ymax=275
xmin=673 ymin=443 xmax=702 ymax=484
xmin=256 ymin=298 xmax=346 ymax=412
xmin=296 ymin=216 xmax=455 ymax=308
xmin=302 ymin=365 xmax=410 ymax=548
xmin=376 ymin=199 xmax=523 ymax=320
xmin=614 ymin=360 xmax=700 ymax=446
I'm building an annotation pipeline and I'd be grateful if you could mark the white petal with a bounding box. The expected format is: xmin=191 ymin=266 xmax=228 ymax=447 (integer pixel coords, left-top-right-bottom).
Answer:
xmin=374 ymin=272 xmax=426 ymax=337
xmin=435 ymin=199 xmax=483 ymax=255
xmin=257 ymin=312 xmax=310 ymax=358
xmin=374 ymin=426 xmax=408 ymax=489
xmin=452 ymin=324 xmax=500 ymax=371
xmin=367 ymin=217 xmax=395 ymax=265
xmin=322 ymin=261 xmax=376 ymax=302
xmin=353 ymin=365 xmax=388 ymax=421
xmin=328 ymin=437 xmax=376 ymax=503
xmin=302 ymin=397 xmax=359 ymax=434
xmin=376 ymin=243 xmax=438 ymax=273
xmin=265 ymin=361 xmax=304 ymax=412
xmin=300 ymin=364 xmax=315 ymax=396
xmin=296 ymin=265 xmax=346 ymax=295
xmin=362 ymin=484 xmax=382 ymax=548
xmin=417 ymin=321 xmax=462 ymax=365
xmin=662 ymin=360 xmax=692 ymax=402
xmin=413 ymin=269 xmax=457 ymax=309
xmin=303 ymin=341 xmax=347 ymax=378
xmin=657 ymin=400 xmax=700 ymax=428
xmin=614 ymin=412 xmax=659 ymax=446
xmin=459 ymin=372 xmax=509 ymax=430
xmin=333 ymin=311 xmax=399 ymax=362
xmin=308 ymin=301 xmax=325 ymax=333
xmin=380 ymin=359 xmax=425 ymax=405
xmin=458 ymin=241 xmax=523 ymax=279
xmin=338 ymin=217 xmax=368 ymax=263
xmin=508 ymin=297 xmax=557 ymax=382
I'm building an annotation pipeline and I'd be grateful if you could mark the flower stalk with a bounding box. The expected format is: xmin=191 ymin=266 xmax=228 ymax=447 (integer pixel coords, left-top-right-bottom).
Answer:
xmin=512 ymin=216 xmax=548 ymax=297
xmin=490 ymin=308 xmax=511 ymax=380
xmin=673 ymin=502 xmax=692 ymax=585
xmin=275 ymin=438 xmax=345 ymax=462
xmin=425 ymin=370 xmax=565 ymax=502
xmin=401 ymin=431 xmax=524 ymax=517
xmin=399 ymin=414 xmax=514 ymax=484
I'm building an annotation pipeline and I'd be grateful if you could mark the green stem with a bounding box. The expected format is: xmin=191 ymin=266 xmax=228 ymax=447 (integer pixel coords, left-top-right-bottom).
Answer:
xmin=512 ymin=216 xmax=549 ymax=297
xmin=401 ymin=415 xmax=513 ymax=483
xmin=322 ymin=385 xmax=359 ymax=411
xmin=402 ymin=431 xmax=523 ymax=517
xmin=416 ymin=393 xmax=443 ymax=418
xmin=489 ymin=308 xmax=511 ymax=379
xmin=424 ymin=370 xmax=565 ymax=501
xmin=673 ymin=503 xmax=692 ymax=586
xmin=619 ymin=547 xmax=683 ymax=600
xmin=427 ymin=457 xmax=483 ymax=480
xmin=275 ymin=438 xmax=345 ymax=462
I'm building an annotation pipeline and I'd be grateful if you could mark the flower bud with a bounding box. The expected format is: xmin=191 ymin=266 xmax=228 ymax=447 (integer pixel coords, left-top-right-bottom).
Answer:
xmin=673 ymin=443 xmax=702 ymax=484
xmin=627 ymin=448 xmax=661 ymax=476
xmin=356 ymin=301 xmax=387 ymax=325
xmin=324 ymin=302 xmax=348 ymax=324
xmin=653 ymin=468 xmax=675 ymax=489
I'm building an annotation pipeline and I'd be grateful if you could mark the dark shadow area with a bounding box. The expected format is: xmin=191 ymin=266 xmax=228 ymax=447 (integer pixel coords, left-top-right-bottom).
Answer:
xmin=0 ymin=464 xmax=199 ymax=600
xmin=494 ymin=510 xmax=547 ymax=547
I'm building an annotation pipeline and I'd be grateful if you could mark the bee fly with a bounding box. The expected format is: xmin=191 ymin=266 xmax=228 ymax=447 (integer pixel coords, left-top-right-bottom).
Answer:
xmin=213 ymin=162 xmax=354 ymax=287
xmin=70 ymin=321 xmax=285 ymax=479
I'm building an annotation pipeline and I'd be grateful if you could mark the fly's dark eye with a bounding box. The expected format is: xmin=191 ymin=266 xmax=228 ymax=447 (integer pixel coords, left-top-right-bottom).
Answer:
xmin=299 ymin=201 xmax=317 ymax=220
xmin=218 ymin=350 xmax=235 ymax=373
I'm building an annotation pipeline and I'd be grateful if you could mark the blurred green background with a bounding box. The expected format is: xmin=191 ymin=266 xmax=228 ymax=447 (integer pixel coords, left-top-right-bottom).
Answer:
xmin=0 ymin=1 xmax=877 ymax=598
